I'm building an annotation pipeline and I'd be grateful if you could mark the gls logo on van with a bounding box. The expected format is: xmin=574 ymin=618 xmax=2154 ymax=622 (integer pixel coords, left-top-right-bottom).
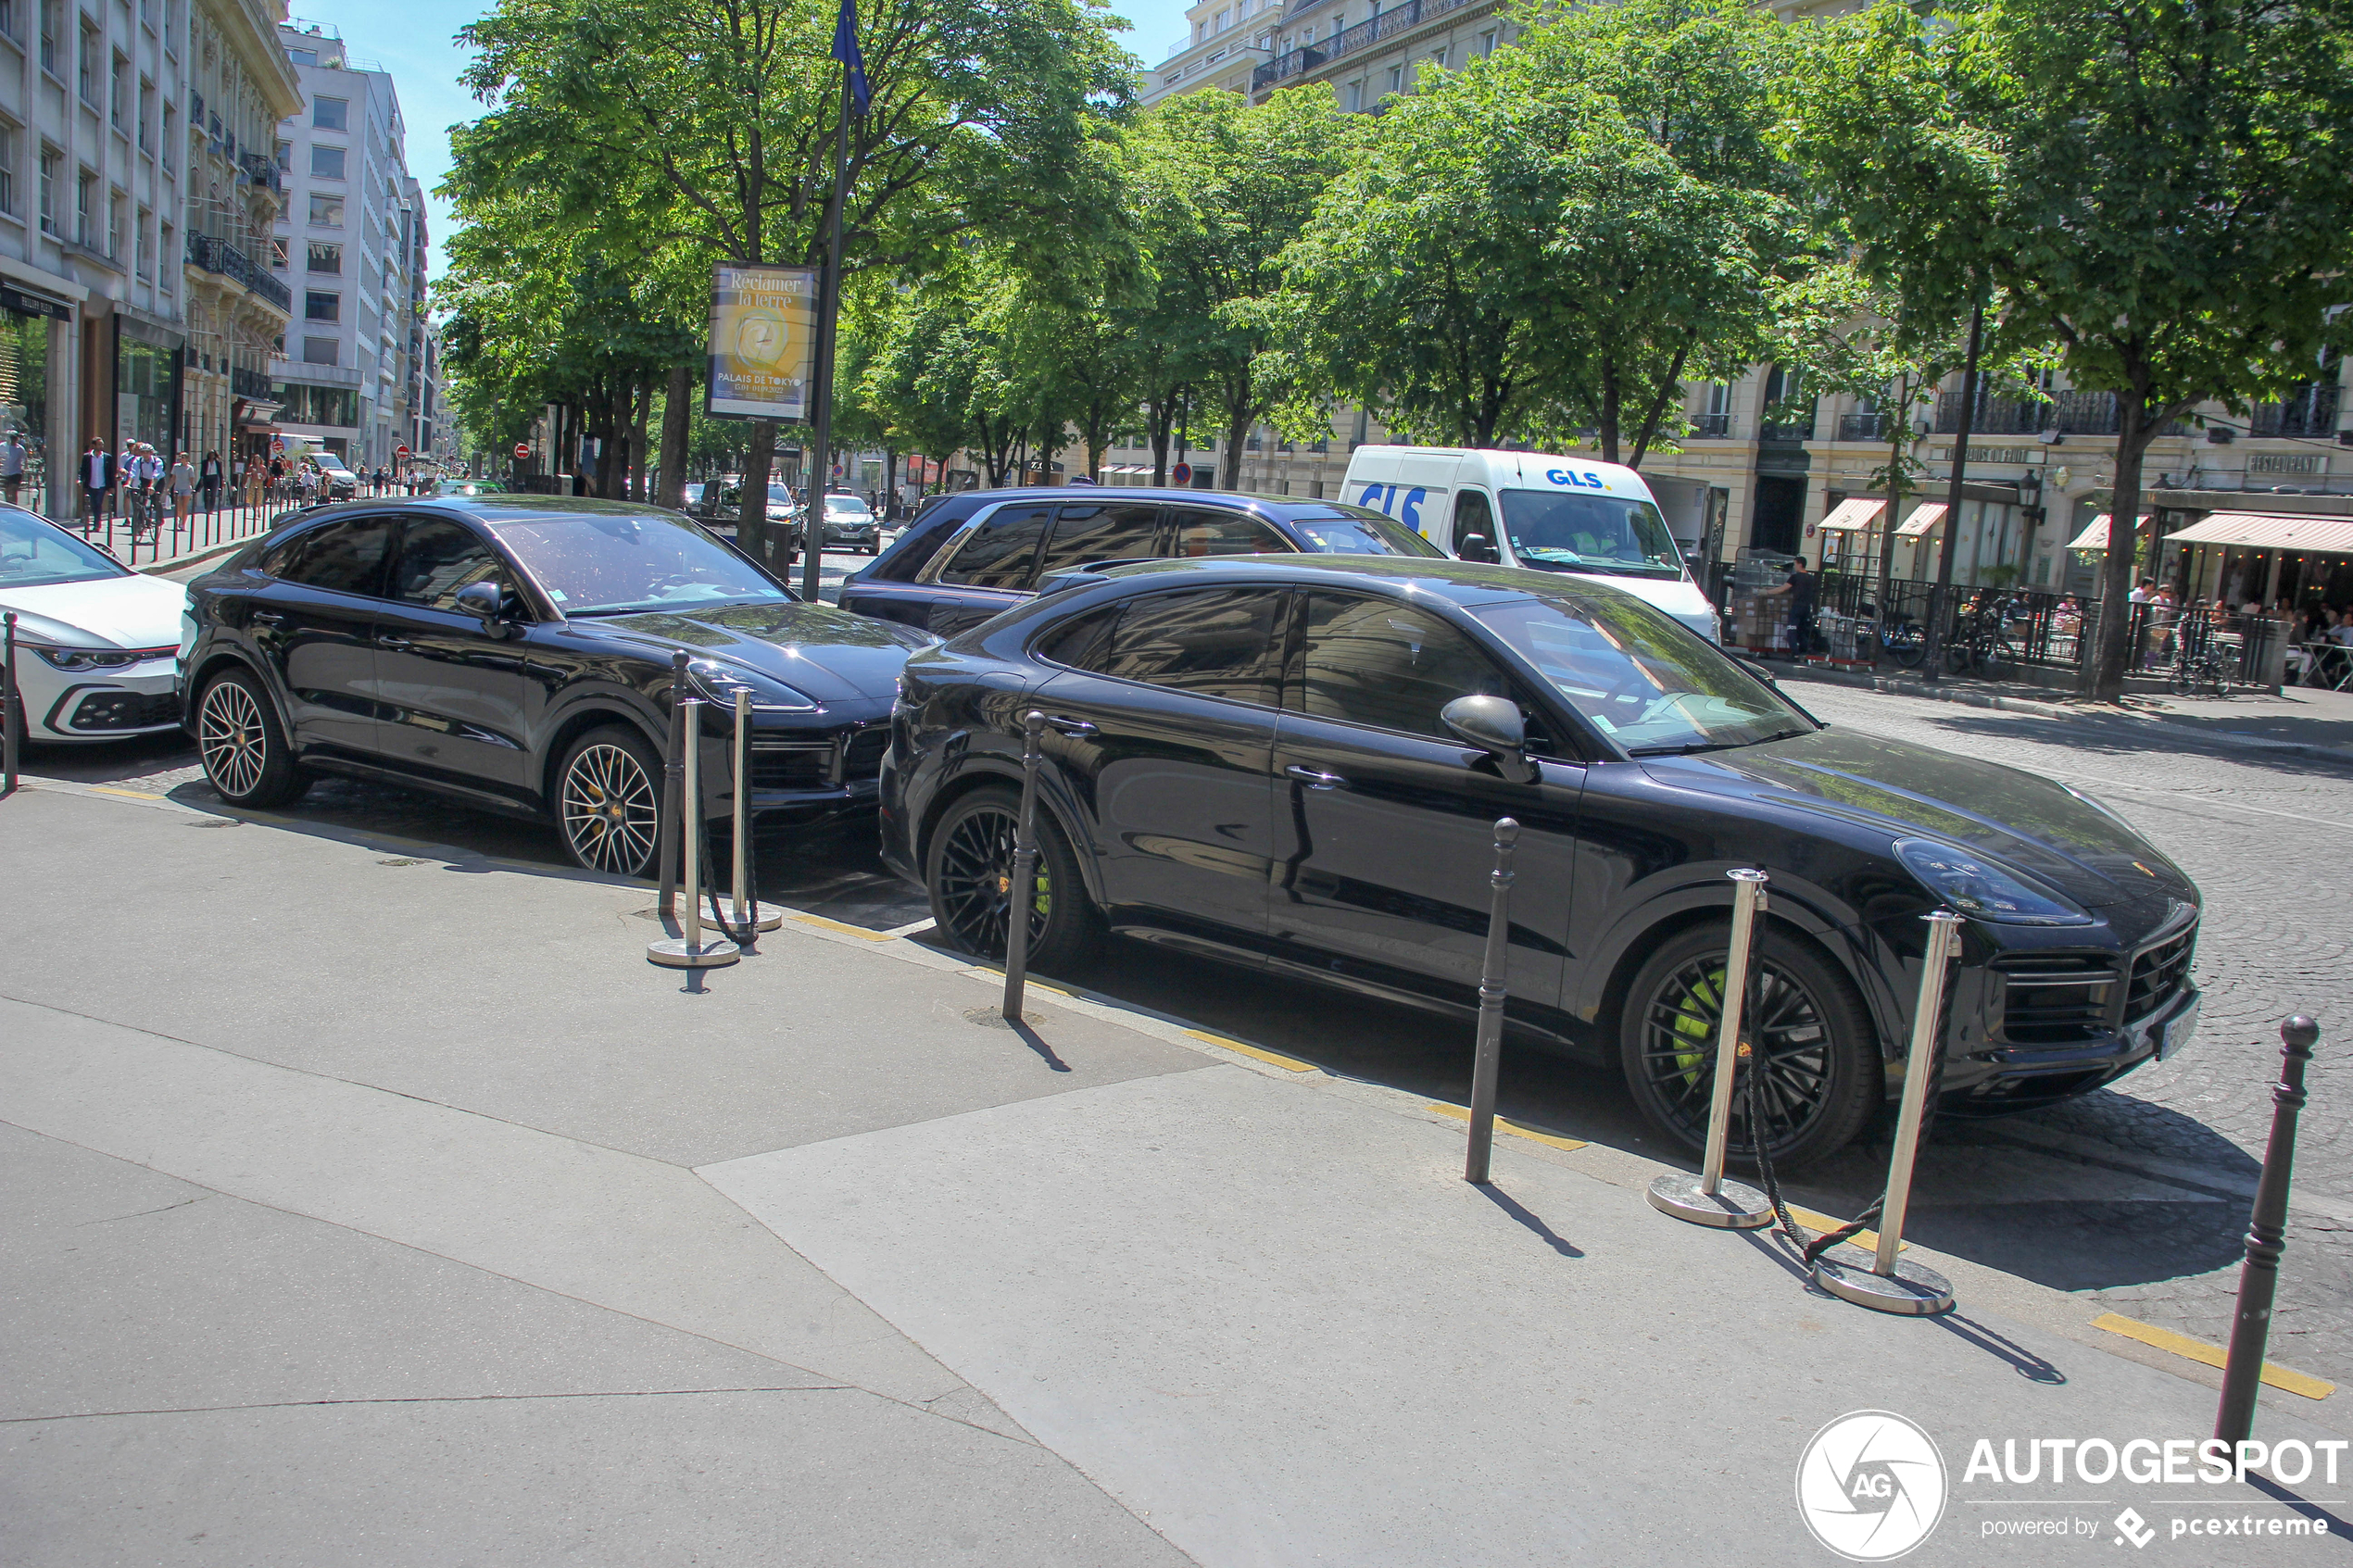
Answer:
xmin=1546 ymin=469 xmax=1608 ymax=490
xmin=1357 ymin=483 xmax=1428 ymax=529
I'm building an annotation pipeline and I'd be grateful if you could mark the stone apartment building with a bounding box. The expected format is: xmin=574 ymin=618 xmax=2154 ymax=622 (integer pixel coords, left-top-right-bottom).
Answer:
xmin=1110 ymin=0 xmax=2353 ymax=599
xmin=268 ymin=17 xmax=426 ymax=470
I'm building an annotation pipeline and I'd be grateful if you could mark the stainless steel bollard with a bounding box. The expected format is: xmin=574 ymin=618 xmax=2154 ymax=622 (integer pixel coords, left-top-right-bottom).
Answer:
xmin=3 ymin=610 xmax=19 ymax=796
xmin=1001 ymin=711 xmax=1046 ymax=1022
xmin=1465 ymin=819 xmax=1520 ymax=1185
xmin=648 ymin=698 xmax=740 ymax=969
xmin=728 ymin=689 xmax=784 ymax=934
xmin=1812 ymin=909 xmax=1961 ymax=1314
xmin=657 ymin=650 xmax=689 ymax=918
xmin=2215 ymin=1015 xmax=2319 ymax=1445
xmin=1649 ymin=870 xmax=1776 ymax=1227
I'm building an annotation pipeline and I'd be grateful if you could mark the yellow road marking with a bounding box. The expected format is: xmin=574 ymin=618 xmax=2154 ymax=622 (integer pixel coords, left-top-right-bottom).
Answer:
xmin=789 ymin=912 xmax=897 ymax=942
xmin=1787 ymin=1205 xmax=1903 ymax=1255
xmin=87 ymin=785 xmax=165 ymax=799
xmin=1425 ymin=1103 xmax=1589 ymax=1151
xmin=2093 ymin=1312 xmax=2334 ymax=1399
xmin=1187 ymin=1030 xmax=1316 ymax=1073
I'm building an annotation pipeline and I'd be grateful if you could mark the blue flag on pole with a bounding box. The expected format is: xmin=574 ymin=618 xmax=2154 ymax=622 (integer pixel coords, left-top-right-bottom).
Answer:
xmin=833 ymin=0 xmax=870 ymax=116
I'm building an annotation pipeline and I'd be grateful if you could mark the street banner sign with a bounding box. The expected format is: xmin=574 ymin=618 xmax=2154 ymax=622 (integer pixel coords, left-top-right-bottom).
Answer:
xmin=706 ymin=263 xmax=818 ymax=423
xmin=1171 ymin=461 xmax=1191 ymax=484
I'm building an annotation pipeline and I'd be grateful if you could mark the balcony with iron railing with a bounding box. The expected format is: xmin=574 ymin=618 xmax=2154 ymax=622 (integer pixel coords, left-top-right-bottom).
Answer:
xmin=1254 ymin=0 xmax=1482 ymax=91
xmin=1932 ymin=388 xmax=2171 ymax=437
xmin=2249 ymin=383 xmax=2340 ymax=438
xmin=1836 ymin=412 xmax=1891 ymax=443
xmin=1758 ymin=403 xmax=1816 ymax=444
xmin=1692 ymin=413 xmax=1732 ymax=439
xmin=185 ymin=232 xmax=293 ymax=312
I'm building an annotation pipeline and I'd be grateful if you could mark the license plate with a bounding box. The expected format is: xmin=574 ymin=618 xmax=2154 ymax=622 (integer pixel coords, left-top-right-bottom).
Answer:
xmin=2157 ymin=994 xmax=2201 ymax=1060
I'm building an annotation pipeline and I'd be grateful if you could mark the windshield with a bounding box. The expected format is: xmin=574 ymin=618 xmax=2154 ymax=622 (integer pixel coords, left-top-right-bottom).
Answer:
xmin=1468 ymin=591 xmax=1813 ymax=755
xmin=488 ymin=511 xmax=789 ymax=616
xmin=766 ymin=484 xmax=795 ymax=508
xmin=1286 ymin=506 xmax=1444 ymax=558
xmin=826 ymin=496 xmax=872 ymax=516
xmin=0 ymin=508 xmax=128 ymax=587
xmin=1498 ymin=490 xmax=1684 ymax=580
xmin=435 ymin=480 xmax=504 ymax=496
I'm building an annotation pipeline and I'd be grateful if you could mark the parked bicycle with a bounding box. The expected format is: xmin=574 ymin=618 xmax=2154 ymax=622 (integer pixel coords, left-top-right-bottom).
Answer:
xmin=2170 ymin=625 xmax=2233 ymax=699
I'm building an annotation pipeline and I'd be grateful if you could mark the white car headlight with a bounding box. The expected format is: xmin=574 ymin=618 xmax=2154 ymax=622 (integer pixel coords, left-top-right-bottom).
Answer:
xmin=31 ymin=644 xmax=144 ymax=671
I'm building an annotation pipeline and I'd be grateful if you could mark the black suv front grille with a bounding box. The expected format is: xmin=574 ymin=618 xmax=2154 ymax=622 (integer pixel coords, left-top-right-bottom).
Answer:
xmin=749 ymin=743 xmax=830 ymax=792
xmin=840 ymin=726 xmax=887 ymax=779
xmin=1996 ymin=953 xmax=2121 ymax=1046
xmin=2127 ymin=926 xmax=2196 ymax=1022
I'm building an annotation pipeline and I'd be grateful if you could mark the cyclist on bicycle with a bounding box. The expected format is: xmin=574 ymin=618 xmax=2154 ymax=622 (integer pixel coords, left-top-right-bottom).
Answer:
xmin=127 ymin=444 xmax=165 ymax=535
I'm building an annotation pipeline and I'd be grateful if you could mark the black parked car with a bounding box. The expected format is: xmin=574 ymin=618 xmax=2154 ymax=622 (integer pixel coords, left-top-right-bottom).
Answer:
xmin=838 ymin=486 xmax=1442 ymax=638
xmin=881 ymin=556 xmax=2202 ymax=1167
xmin=181 ymin=496 xmax=930 ymax=875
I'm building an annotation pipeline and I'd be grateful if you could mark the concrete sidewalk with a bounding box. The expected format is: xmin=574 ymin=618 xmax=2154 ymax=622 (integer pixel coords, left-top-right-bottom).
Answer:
xmin=2 ymin=778 xmax=2345 ymax=1564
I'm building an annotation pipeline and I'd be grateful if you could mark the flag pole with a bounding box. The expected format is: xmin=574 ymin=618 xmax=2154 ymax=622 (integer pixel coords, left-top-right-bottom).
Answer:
xmin=800 ymin=71 xmax=851 ymax=602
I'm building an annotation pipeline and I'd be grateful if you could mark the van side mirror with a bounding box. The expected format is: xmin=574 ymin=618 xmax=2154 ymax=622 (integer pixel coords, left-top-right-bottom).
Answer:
xmin=1456 ymin=533 xmax=1501 ymax=565
xmin=1441 ymin=695 xmax=1537 ymax=784
xmin=454 ymin=580 xmax=508 ymax=635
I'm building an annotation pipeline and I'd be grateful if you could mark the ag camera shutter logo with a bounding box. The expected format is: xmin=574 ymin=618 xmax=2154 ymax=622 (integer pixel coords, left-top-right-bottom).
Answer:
xmin=1796 ymin=1411 xmax=1947 ymax=1560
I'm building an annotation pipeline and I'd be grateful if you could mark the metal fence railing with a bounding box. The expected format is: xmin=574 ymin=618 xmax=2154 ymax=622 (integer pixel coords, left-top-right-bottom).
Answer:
xmin=61 ymin=474 xmax=408 ymax=569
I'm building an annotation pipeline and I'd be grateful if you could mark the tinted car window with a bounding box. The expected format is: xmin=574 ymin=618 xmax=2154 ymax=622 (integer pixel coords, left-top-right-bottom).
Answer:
xmin=281 ymin=518 xmax=395 ymax=596
xmin=1036 ymin=502 xmax=1162 ymax=577
xmin=1035 ymin=604 xmax=1121 ymax=671
xmin=488 ymin=512 xmax=786 ymax=615
xmin=1093 ymin=587 xmax=1284 ymax=707
xmin=391 ymin=519 xmax=511 ymax=612
xmin=940 ymin=504 xmax=1053 ymax=589
xmin=1282 ymin=506 xmax=1446 ymax=558
xmin=1290 ymin=593 xmax=1512 ymax=739
xmin=1168 ymin=508 xmax=1293 ymax=558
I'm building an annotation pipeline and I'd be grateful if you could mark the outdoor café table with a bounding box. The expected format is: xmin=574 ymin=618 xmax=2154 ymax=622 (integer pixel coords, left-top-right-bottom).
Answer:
xmin=2295 ymin=641 xmax=2353 ymax=690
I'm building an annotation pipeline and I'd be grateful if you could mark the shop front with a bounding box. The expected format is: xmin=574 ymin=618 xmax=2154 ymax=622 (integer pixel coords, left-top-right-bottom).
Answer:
xmin=0 ymin=284 xmax=68 ymax=511
xmin=115 ymin=315 xmax=185 ymax=457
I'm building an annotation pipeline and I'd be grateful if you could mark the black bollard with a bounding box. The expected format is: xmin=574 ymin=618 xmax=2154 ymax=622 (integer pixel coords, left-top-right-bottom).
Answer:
xmin=2215 ymin=1015 xmax=2320 ymax=1446
xmin=657 ymin=650 xmax=689 ymax=916
xmin=1464 ymin=818 xmax=1520 ymax=1185
xmin=3 ymin=610 xmax=18 ymax=795
xmin=1002 ymin=711 xmax=1045 ymax=1022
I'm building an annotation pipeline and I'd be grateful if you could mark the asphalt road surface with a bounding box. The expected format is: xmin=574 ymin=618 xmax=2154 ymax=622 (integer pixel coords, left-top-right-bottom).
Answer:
xmin=27 ymin=576 xmax=2351 ymax=1389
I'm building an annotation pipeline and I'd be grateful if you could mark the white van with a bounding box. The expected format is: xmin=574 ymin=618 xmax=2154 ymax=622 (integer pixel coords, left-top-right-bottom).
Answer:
xmin=1340 ymin=446 xmax=1719 ymax=642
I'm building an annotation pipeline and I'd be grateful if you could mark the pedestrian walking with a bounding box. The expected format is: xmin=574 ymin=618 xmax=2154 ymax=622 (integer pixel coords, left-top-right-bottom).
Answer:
xmin=199 ymin=450 xmax=222 ymax=513
xmin=170 ymin=450 xmax=195 ymax=527
xmin=1760 ymin=555 xmax=1818 ymax=658
xmin=0 ymin=429 xmax=27 ymax=507
xmin=79 ymin=437 xmax=114 ymax=530
xmin=268 ymin=454 xmax=286 ymax=500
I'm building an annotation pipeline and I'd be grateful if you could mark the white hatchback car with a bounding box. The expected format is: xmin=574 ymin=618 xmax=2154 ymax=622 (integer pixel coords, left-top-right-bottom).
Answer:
xmin=0 ymin=506 xmax=188 ymax=743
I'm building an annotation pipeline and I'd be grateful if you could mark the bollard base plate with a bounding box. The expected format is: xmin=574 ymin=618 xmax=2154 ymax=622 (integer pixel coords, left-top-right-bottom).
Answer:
xmin=1811 ymin=1250 xmax=1954 ymax=1315
xmin=648 ymin=936 xmax=741 ymax=969
xmin=727 ymin=900 xmax=787 ymax=933
xmin=1647 ymin=1171 xmax=1775 ymax=1229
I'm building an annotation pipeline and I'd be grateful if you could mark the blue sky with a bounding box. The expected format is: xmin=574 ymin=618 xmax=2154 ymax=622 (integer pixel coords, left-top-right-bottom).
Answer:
xmin=312 ymin=0 xmax=1197 ymax=285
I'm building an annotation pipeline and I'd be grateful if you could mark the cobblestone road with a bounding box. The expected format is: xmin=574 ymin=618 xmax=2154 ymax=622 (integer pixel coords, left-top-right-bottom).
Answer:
xmin=1786 ymin=681 xmax=2353 ymax=1388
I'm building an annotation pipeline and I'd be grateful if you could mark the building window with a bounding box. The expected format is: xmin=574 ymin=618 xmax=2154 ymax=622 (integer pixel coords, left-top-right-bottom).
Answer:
xmin=310 ymin=144 xmax=345 ymax=181
xmin=268 ymin=236 xmax=288 ymax=269
xmin=0 ymin=126 xmax=14 ymax=216
xmin=73 ymin=169 xmax=91 ymax=245
xmin=307 ymin=241 xmax=341 ymax=273
xmin=77 ymin=24 xmax=94 ymax=101
xmin=110 ymin=52 xmax=125 ymax=129
xmin=304 ymin=289 xmax=338 ymax=321
xmin=37 ymin=0 xmax=53 ymax=72
xmin=301 ymin=335 xmax=336 ymax=366
xmin=308 ymin=193 xmax=343 ymax=227
xmin=0 ymin=0 xmax=14 ymax=40
xmin=1478 ymin=28 xmax=1496 ymax=56
xmin=157 ymin=222 xmax=171 ymax=291
xmin=134 ymin=204 xmax=148 ymax=275
xmin=1213 ymin=8 xmax=1227 ymax=30
xmin=286 ymin=45 xmax=316 ymax=67
xmin=1430 ymin=46 xmax=1448 ymax=69
xmin=1345 ymin=80 xmax=1363 ymax=111
xmin=275 ymin=139 xmax=290 ymax=171
xmin=137 ymin=80 xmax=153 ymax=152
xmin=1387 ymin=64 xmax=1403 ymax=95
xmin=107 ymin=191 xmax=121 ymax=258
xmin=37 ymin=148 xmax=55 ymax=232
xmin=160 ymin=103 xmax=174 ymax=170
xmin=312 ymin=96 xmax=347 ymax=132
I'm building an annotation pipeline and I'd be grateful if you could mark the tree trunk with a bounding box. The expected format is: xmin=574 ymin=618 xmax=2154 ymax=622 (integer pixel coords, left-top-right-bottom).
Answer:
xmin=1221 ymin=382 xmax=1252 ymax=490
xmin=1875 ymin=410 xmax=1907 ymax=659
xmin=2088 ymin=393 xmax=2155 ymax=702
xmin=657 ymin=364 xmax=691 ymax=508
xmin=741 ymin=420 xmax=774 ymax=562
xmin=630 ymin=378 xmax=654 ymax=501
xmin=1597 ymin=357 xmax=1622 ymax=467
xmin=1921 ymin=297 xmax=1985 ymax=684
xmin=1628 ymin=338 xmax=1692 ymax=470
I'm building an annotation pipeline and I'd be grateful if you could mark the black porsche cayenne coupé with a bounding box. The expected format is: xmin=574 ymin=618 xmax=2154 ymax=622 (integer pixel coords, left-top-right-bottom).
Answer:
xmin=881 ymin=556 xmax=2202 ymax=1166
xmin=180 ymin=496 xmax=931 ymax=874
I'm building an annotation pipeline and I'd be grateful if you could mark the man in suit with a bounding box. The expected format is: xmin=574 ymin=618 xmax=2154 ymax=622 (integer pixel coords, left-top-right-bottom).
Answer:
xmin=79 ymin=437 xmax=114 ymax=531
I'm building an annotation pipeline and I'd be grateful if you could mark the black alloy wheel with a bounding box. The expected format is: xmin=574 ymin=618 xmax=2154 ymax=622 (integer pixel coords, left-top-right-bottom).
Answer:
xmin=558 ymin=725 xmax=663 ymax=877
xmin=1618 ymin=922 xmax=1877 ymax=1171
xmin=195 ymin=668 xmax=310 ymax=808
xmin=925 ymin=785 xmax=1101 ymax=972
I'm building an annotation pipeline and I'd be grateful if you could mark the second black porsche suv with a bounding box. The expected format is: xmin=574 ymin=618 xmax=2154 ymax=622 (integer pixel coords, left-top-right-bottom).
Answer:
xmin=180 ymin=496 xmax=932 ymax=874
xmin=881 ymin=556 xmax=2204 ymax=1166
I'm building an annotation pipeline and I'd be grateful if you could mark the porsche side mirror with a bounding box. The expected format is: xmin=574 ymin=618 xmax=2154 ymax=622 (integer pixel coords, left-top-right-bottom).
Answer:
xmin=1441 ymin=694 xmax=1537 ymax=784
xmin=454 ymin=580 xmax=508 ymax=635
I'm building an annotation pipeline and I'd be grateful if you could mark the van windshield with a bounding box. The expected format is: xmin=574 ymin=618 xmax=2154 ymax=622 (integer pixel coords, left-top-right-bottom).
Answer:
xmin=1499 ymin=490 xmax=1683 ymax=580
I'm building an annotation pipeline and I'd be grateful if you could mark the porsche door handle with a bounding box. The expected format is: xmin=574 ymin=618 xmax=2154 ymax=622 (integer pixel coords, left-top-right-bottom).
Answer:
xmin=375 ymin=635 xmax=414 ymax=650
xmin=247 ymin=609 xmax=284 ymax=626
xmin=1042 ymin=716 xmax=1098 ymax=736
xmin=1285 ymin=764 xmax=1345 ymax=790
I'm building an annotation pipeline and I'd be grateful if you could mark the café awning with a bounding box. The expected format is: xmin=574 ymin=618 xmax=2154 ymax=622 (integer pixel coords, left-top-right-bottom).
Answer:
xmin=1894 ymin=503 xmax=1946 ymax=539
xmin=2066 ymin=512 xmax=2153 ymax=553
xmin=1816 ymin=497 xmax=1883 ymax=533
xmin=2163 ymin=510 xmax=2353 ymax=556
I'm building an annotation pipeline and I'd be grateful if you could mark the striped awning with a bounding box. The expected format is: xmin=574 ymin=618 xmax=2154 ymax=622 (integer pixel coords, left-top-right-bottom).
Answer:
xmin=2067 ymin=512 xmax=2153 ymax=553
xmin=1894 ymin=503 xmax=1947 ymax=539
xmin=1816 ymin=497 xmax=1883 ymax=533
xmin=2163 ymin=510 xmax=2353 ymax=555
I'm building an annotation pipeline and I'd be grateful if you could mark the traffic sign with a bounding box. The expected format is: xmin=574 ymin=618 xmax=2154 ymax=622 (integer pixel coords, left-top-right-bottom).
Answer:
xmin=270 ymin=436 xmax=284 ymax=454
xmin=514 ymin=443 xmax=530 ymax=461
xmin=396 ymin=445 xmax=409 ymax=458
xmin=1171 ymin=461 xmax=1191 ymax=484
